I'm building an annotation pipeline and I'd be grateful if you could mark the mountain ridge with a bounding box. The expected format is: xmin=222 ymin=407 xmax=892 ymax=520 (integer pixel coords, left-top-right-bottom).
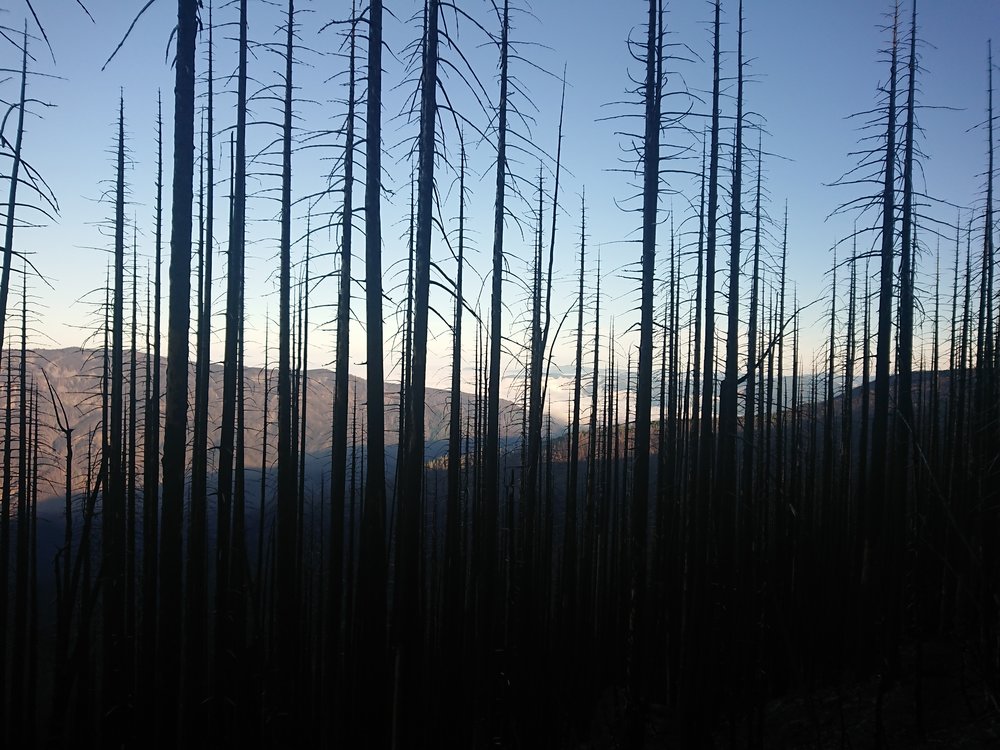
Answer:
xmin=13 ymin=346 xmax=535 ymax=502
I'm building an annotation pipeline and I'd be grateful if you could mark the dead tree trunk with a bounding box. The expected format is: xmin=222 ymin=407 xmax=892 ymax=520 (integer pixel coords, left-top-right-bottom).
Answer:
xmin=158 ymin=1 xmax=198 ymax=744
xmin=395 ymin=0 xmax=440 ymax=738
xmin=187 ymin=9 xmax=216 ymax=734
xmin=102 ymin=95 xmax=128 ymax=744
xmin=214 ymin=1 xmax=247 ymax=734
xmin=443 ymin=136 xmax=467 ymax=711
xmin=275 ymin=0 xmax=300 ymax=737
xmin=626 ymin=1 xmax=662 ymax=744
xmin=325 ymin=9 xmax=358 ymax=743
xmin=867 ymin=8 xmax=899 ymax=686
xmin=482 ymin=1 xmax=510 ymax=663
xmin=0 ymin=24 xmax=27 ymax=369
xmin=140 ymin=93 xmax=164 ymax=735
xmin=356 ymin=0 xmax=389 ymax=743
xmin=896 ymin=0 xmax=918 ymax=490
xmin=718 ymin=0 xmax=745 ymax=534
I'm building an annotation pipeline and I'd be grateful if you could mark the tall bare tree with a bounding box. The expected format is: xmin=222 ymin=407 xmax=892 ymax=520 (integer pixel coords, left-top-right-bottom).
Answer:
xmin=102 ymin=94 xmax=128 ymax=744
xmin=158 ymin=1 xmax=199 ymax=745
xmin=626 ymin=1 xmax=663 ymax=745
xmin=356 ymin=0 xmax=389 ymax=744
xmin=325 ymin=7 xmax=359 ymax=742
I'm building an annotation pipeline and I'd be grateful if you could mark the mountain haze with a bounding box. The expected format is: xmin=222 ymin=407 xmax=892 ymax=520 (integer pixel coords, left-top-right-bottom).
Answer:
xmin=20 ymin=347 xmax=531 ymax=501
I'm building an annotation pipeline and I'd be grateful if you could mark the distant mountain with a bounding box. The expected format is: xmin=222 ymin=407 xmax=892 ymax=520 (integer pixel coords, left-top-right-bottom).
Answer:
xmin=533 ymin=369 xmax=958 ymax=464
xmin=14 ymin=347 xmax=532 ymax=502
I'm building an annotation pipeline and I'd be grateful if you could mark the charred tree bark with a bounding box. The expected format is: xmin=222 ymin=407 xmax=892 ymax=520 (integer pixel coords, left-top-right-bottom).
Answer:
xmin=482 ymin=0 xmax=510 ymax=662
xmin=443 ymin=136 xmax=468 ymax=726
xmin=896 ymin=0 xmax=918 ymax=480
xmin=356 ymin=0 xmax=389 ymax=743
xmin=0 ymin=351 xmax=10 ymax=741
xmin=45 ymin=364 xmax=74 ymax=747
xmin=10 ymin=272 xmax=29 ymax=749
xmin=158 ymin=1 xmax=198 ymax=745
xmin=325 ymin=11 xmax=357 ymax=742
xmin=214 ymin=1 xmax=247 ymax=735
xmin=275 ymin=0 xmax=300 ymax=737
xmin=718 ymin=0 xmax=745 ymax=532
xmin=741 ymin=137 xmax=762 ymax=538
xmin=688 ymin=2 xmax=722 ymax=741
xmin=867 ymin=9 xmax=900 ymax=687
xmin=187 ymin=8 xmax=215 ymax=735
xmin=626 ymin=2 xmax=662 ymax=745
xmin=395 ymin=1 xmax=440 ymax=741
xmin=563 ymin=193 xmax=586 ymax=650
xmin=140 ymin=93 xmax=164 ymax=735
xmin=697 ymin=0 xmax=722 ymax=499
xmin=0 ymin=25 xmax=27 ymax=372
xmin=102 ymin=95 xmax=128 ymax=744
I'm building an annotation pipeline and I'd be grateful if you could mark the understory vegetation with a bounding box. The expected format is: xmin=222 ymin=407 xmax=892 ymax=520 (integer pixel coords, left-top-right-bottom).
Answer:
xmin=0 ymin=0 xmax=997 ymax=748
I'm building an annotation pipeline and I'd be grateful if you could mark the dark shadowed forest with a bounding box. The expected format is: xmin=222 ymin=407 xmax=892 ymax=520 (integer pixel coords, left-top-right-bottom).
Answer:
xmin=0 ymin=0 xmax=998 ymax=748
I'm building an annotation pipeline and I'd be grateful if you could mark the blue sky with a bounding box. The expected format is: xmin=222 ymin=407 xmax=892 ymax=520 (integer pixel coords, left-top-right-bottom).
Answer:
xmin=3 ymin=0 xmax=997 ymax=403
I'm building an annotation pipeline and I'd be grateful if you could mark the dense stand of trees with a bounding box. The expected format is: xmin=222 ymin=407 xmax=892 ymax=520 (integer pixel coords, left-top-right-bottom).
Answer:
xmin=0 ymin=1 xmax=998 ymax=748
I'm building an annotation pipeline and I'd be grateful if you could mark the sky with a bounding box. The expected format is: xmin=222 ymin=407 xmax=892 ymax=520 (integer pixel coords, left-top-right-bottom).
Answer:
xmin=2 ymin=0 xmax=997 ymax=408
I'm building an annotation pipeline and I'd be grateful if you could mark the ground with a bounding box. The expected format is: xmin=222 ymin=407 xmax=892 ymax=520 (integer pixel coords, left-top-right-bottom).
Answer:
xmin=580 ymin=639 xmax=1000 ymax=749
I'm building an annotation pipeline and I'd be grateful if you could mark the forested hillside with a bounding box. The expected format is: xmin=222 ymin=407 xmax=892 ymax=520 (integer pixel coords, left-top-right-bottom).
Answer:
xmin=0 ymin=0 xmax=997 ymax=748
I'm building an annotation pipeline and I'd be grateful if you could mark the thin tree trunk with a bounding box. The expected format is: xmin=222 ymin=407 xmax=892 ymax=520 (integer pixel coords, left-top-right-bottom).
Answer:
xmin=357 ymin=0 xmax=389 ymax=743
xmin=275 ymin=0 xmax=300 ymax=738
xmin=563 ymin=193 xmax=586 ymax=656
xmin=26 ymin=385 xmax=39 ymax=748
xmin=326 ymin=10 xmax=357 ymax=742
xmin=868 ymin=8 xmax=899 ymax=691
xmin=443 ymin=136 xmax=467 ymax=731
xmin=102 ymin=95 xmax=128 ymax=745
xmin=0 ymin=24 xmax=27 ymax=372
xmin=688 ymin=2 xmax=722 ymax=741
xmin=11 ymin=271 xmax=29 ymax=749
xmin=742 ymin=135 xmax=762 ymax=543
xmin=140 ymin=92 xmax=164 ymax=736
xmin=158 ymin=1 xmax=198 ymax=744
xmin=718 ymin=0 xmax=745 ymax=536
xmin=482 ymin=2 xmax=510 ymax=675
xmin=0 ymin=349 xmax=11 ymax=742
xmin=626 ymin=2 xmax=662 ymax=744
xmin=394 ymin=2 xmax=439 ymax=741
xmin=187 ymin=9 xmax=215 ymax=734
xmin=895 ymin=1 xmax=918 ymax=515
xmin=126 ymin=227 xmax=138 ymax=701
